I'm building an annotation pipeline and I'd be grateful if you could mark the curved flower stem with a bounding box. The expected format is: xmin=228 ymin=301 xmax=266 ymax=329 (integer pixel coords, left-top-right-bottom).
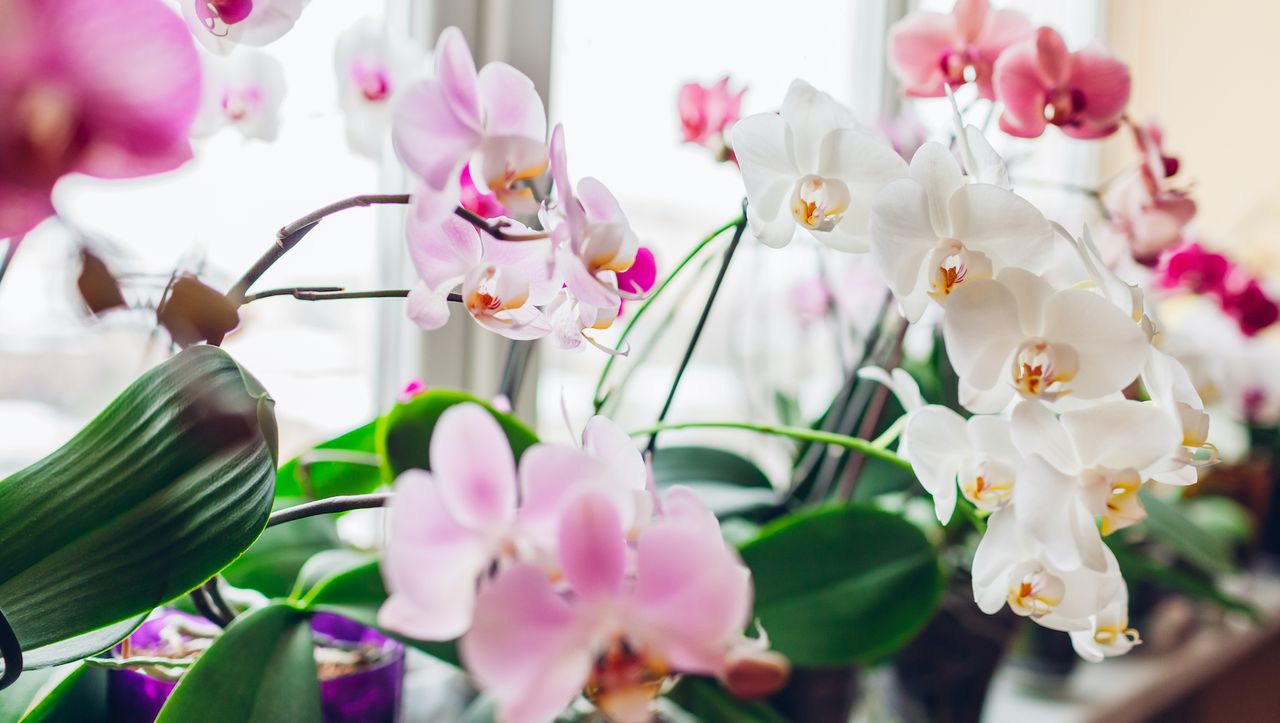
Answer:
xmin=267 ymin=493 xmax=394 ymax=529
xmin=453 ymin=207 xmax=550 ymax=241
xmin=0 ymin=605 xmax=22 ymax=691
xmin=276 ymin=194 xmax=412 ymax=240
xmin=592 ymin=213 xmax=746 ymax=411
xmin=628 ymin=421 xmax=912 ymax=472
xmin=189 ymin=585 xmax=231 ymax=629
xmin=200 ymin=579 xmax=236 ymax=627
xmin=243 ymin=287 xmax=463 ymax=304
xmin=644 ymin=209 xmax=749 ymax=455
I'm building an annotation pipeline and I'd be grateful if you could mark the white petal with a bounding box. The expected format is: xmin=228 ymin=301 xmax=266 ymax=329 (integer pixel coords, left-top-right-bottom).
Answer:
xmin=1010 ymin=400 xmax=1077 ymax=473
xmin=905 ymin=405 xmax=970 ymax=523
xmin=943 ymin=278 xmax=1024 ymax=394
xmin=1060 ymin=400 xmax=1179 ymax=473
xmin=948 ymin=184 xmax=1052 ymax=273
xmin=779 ymin=79 xmax=857 ymax=171
xmin=1043 ymin=289 xmax=1150 ymax=399
xmin=869 ymin=178 xmax=939 ymax=299
xmin=907 ymin=142 xmax=963 ymax=238
xmin=732 ymin=113 xmax=797 ymax=222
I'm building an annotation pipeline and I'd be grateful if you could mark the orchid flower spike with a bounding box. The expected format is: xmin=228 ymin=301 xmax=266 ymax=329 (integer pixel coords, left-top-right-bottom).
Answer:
xmin=404 ymin=214 xmax=558 ymax=340
xmin=393 ymin=27 xmax=548 ymax=226
xmin=888 ymin=0 xmax=1032 ymax=100
xmin=0 ymin=0 xmax=201 ymax=238
xmin=182 ymin=0 xmax=309 ymax=55
xmin=906 ymin=407 xmax=1020 ymax=523
xmin=732 ymin=80 xmax=908 ymax=251
xmin=191 ymin=49 xmax=286 ymax=142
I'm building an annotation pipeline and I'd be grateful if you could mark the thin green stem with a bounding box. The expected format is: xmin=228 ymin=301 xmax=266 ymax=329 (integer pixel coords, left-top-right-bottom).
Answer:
xmin=871 ymin=414 xmax=907 ymax=449
xmin=629 ymin=421 xmax=912 ymax=472
xmin=592 ymin=214 xmax=744 ymax=410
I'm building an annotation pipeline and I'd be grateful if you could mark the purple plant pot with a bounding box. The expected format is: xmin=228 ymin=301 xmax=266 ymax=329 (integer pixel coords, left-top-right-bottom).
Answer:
xmin=107 ymin=610 xmax=404 ymax=723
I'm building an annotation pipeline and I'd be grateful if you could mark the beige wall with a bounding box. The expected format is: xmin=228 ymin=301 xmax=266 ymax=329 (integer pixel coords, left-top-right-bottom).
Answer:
xmin=1104 ymin=0 xmax=1280 ymax=277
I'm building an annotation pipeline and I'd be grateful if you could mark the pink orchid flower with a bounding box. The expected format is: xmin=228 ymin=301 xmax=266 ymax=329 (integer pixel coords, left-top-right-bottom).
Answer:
xmin=404 ymin=213 xmax=558 ymax=340
xmin=888 ymin=0 xmax=1032 ymax=99
xmin=1102 ymin=119 xmax=1196 ymax=262
xmin=393 ymin=27 xmax=547 ymax=227
xmin=397 ymin=378 xmax=427 ymax=403
xmin=181 ymin=0 xmax=308 ymax=55
xmin=1158 ymin=243 xmax=1230 ymax=295
xmin=678 ymin=78 xmax=744 ymax=162
xmin=616 ymin=246 xmax=657 ymax=316
xmin=191 ymin=49 xmax=286 ymax=142
xmin=549 ymin=124 xmax=642 ymax=319
xmin=379 ymin=404 xmax=646 ymax=641
xmin=993 ymin=26 xmax=1130 ymax=139
xmin=460 ymin=486 xmax=755 ymax=723
xmin=0 ymin=0 xmax=201 ymax=239
xmin=334 ymin=17 xmax=424 ymax=159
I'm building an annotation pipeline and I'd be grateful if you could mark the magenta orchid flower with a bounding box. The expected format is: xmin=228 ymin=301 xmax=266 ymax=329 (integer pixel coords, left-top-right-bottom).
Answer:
xmin=616 ymin=247 xmax=657 ymax=316
xmin=334 ymin=17 xmax=424 ymax=159
xmin=678 ymin=77 xmax=744 ymax=162
xmin=393 ymin=27 xmax=547 ymax=226
xmin=1158 ymin=243 xmax=1230 ymax=295
xmin=0 ymin=0 xmax=201 ymax=239
xmin=1222 ymin=277 xmax=1280 ymax=337
xmin=459 ymin=163 xmax=506 ymax=219
xmin=548 ymin=124 xmax=643 ymax=343
xmin=888 ymin=0 xmax=1032 ymax=99
xmin=379 ymin=403 xmax=648 ymax=641
xmin=992 ymin=26 xmax=1131 ymax=139
xmin=461 ymin=486 xmax=755 ymax=723
xmin=404 ymin=214 xmax=558 ymax=340
xmin=181 ymin=0 xmax=308 ymax=55
xmin=191 ymin=49 xmax=286 ymax=142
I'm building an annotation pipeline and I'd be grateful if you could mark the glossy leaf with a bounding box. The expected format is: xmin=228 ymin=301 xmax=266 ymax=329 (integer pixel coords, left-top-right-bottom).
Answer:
xmin=739 ymin=505 xmax=942 ymax=665
xmin=156 ymin=604 xmax=321 ymax=723
xmin=222 ymin=500 xmax=341 ymax=598
xmin=653 ymin=446 xmax=779 ymax=518
xmin=665 ymin=676 xmax=787 ymax=723
xmin=1107 ymin=538 xmax=1257 ymax=619
xmin=0 ymin=346 xmax=277 ymax=673
xmin=1139 ymin=488 xmax=1234 ymax=575
xmin=21 ymin=616 xmax=145 ymax=671
xmin=16 ymin=664 xmax=107 ymax=723
xmin=275 ymin=421 xmax=382 ymax=501
xmin=300 ymin=560 xmax=460 ymax=667
xmin=378 ymin=390 xmax=538 ymax=478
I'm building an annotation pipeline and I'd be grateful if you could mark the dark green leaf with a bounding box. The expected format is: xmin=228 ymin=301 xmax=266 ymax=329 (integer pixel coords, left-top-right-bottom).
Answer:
xmin=739 ymin=505 xmax=942 ymax=665
xmin=0 ymin=346 xmax=277 ymax=671
xmin=17 ymin=664 xmax=107 ymax=723
xmin=156 ymin=604 xmax=321 ymax=723
xmin=21 ymin=615 xmax=145 ymax=671
xmin=665 ymin=676 xmax=787 ymax=723
xmin=222 ymin=500 xmax=341 ymax=598
xmin=289 ymin=550 xmax=375 ymax=601
xmin=653 ymin=446 xmax=773 ymax=489
xmin=379 ymin=390 xmax=538 ymax=478
xmin=1107 ymin=538 xmax=1257 ymax=619
xmin=275 ymin=421 xmax=382 ymax=501
xmin=300 ymin=560 xmax=460 ymax=667
xmin=1139 ymin=489 xmax=1234 ymax=575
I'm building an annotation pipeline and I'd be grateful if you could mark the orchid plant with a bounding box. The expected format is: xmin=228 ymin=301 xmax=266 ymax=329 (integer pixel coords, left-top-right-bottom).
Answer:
xmin=0 ymin=1 xmax=1267 ymax=722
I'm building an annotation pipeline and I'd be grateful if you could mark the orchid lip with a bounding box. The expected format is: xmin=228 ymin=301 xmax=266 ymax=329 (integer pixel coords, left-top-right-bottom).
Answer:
xmin=790 ymin=174 xmax=850 ymax=232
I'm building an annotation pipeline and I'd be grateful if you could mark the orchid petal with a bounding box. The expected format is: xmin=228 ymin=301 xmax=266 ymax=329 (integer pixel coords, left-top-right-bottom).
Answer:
xmin=558 ymin=490 xmax=628 ymax=599
xmin=477 ymin=62 xmax=546 ymax=141
xmin=428 ymin=402 xmax=519 ymax=529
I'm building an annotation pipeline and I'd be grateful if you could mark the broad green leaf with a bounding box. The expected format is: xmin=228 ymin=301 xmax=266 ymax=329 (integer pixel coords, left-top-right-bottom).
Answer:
xmin=1139 ymin=489 xmax=1234 ymax=575
xmin=300 ymin=560 xmax=459 ymax=666
xmin=17 ymin=664 xmax=106 ymax=723
xmin=665 ymin=676 xmax=787 ymax=723
xmin=378 ymin=390 xmax=538 ymax=478
xmin=739 ymin=505 xmax=942 ymax=665
xmin=289 ymin=550 xmax=375 ymax=601
xmin=275 ymin=421 xmax=382 ymax=500
xmin=221 ymin=500 xmax=341 ymax=598
xmin=1107 ymin=538 xmax=1257 ymax=619
xmin=21 ymin=615 xmax=144 ymax=671
xmin=0 ymin=346 xmax=277 ymax=672
xmin=156 ymin=604 xmax=321 ymax=723
xmin=0 ymin=667 xmax=56 ymax=722
xmin=653 ymin=447 xmax=773 ymax=489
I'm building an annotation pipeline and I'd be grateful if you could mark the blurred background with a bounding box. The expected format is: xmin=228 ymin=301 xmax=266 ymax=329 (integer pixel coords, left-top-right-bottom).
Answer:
xmin=2 ymin=1 xmax=1279 ymax=721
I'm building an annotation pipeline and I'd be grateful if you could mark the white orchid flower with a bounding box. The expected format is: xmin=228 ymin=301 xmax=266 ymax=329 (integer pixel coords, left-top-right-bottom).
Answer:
xmin=334 ymin=17 xmax=425 ymax=159
xmin=1141 ymin=348 xmax=1214 ymax=486
xmin=904 ymin=406 xmax=1020 ymax=524
xmin=1070 ymin=587 xmax=1141 ymax=662
xmin=869 ymin=140 xmax=1051 ymax=322
xmin=732 ymin=79 xmax=907 ymax=251
xmin=191 ymin=49 xmax=286 ymax=142
xmin=942 ymin=267 xmax=1150 ymax=413
xmin=1010 ymin=399 xmax=1179 ymax=571
xmin=973 ymin=506 xmax=1124 ymax=632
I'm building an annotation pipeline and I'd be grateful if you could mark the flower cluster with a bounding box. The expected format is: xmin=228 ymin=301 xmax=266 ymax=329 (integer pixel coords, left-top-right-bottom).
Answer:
xmin=391 ymin=28 xmax=653 ymax=351
xmin=1159 ymin=242 xmax=1280 ymax=337
xmin=889 ymin=0 xmax=1131 ymax=139
xmin=734 ymin=67 xmax=1210 ymax=658
xmin=379 ymin=403 xmax=783 ymax=723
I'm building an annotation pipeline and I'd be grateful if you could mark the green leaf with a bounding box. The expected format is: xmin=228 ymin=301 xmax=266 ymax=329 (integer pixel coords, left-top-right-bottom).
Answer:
xmin=20 ymin=615 xmax=145 ymax=671
xmin=378 ymin=390 xmax=538 ymax=478
xmin=156 ymin=604 xmax=322 ymax=723
xmin=275 ymin=421 xmax=382 ymax=501
xmin=0 ymin=666 xmax=56 ymax=722
xmin=221 ymin=500 xmax=341 ymax=598
xmin=653 ymin=446 xmax=773 ymax=489
xmin=1139 ymin=489 xmax=1235 ymax=575
xmin=665 ymin=676 xmax=787 ymax=723
xmin=739 ymin=505 xmax=942 ymax=665
xmin=17 ymin=664 xmax=107 ymax=723
xmin=1107 ymin=538 xmax=1257 ymax=619
xmin=289 ymin=550 xmax=375 ymax=601
xmin=300 ymin=560 xmax=460 ymax=667
xmin=0 ymin=346 xmax=277 ymax=671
